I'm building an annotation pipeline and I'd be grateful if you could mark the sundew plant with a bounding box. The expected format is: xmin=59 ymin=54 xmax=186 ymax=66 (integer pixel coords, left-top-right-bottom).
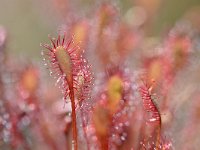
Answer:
xmin=1 ymin=0 xmax=200 ymax=150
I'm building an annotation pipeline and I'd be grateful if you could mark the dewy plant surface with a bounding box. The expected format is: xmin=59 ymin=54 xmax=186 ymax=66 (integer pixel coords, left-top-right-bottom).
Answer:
xmin=1 ymin=0 xmax=200 ymax=150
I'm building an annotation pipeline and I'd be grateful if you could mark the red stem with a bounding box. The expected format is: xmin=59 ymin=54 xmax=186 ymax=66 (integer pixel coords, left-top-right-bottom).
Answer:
xmin=69 ymin=89 xmax=78 ymax=150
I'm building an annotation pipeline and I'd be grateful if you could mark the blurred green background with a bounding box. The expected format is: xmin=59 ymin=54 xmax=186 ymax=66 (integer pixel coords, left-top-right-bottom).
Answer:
xmin=0 ymin=0 xmax=200 ymax=59
xmin=0 ymin=0 xmax=57 ymax=59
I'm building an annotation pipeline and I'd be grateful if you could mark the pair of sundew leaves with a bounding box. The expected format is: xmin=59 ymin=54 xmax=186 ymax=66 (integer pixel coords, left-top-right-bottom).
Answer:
xmin=42 ymin=34 xmax=92 ymax=108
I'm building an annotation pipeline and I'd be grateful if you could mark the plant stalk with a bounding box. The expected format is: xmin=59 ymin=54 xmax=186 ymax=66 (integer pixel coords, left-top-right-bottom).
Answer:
xmin=69 ymin=89 xmax=78 ymax=150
